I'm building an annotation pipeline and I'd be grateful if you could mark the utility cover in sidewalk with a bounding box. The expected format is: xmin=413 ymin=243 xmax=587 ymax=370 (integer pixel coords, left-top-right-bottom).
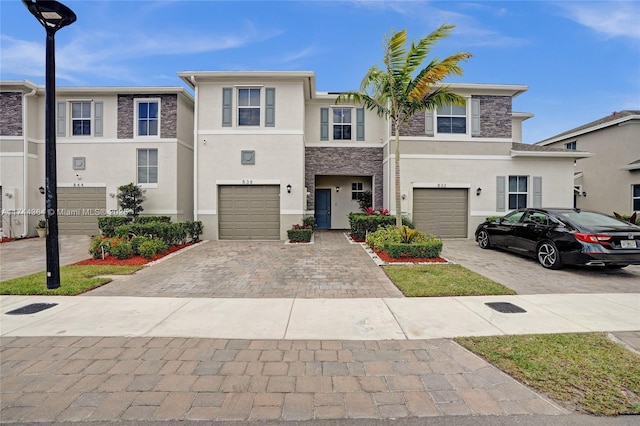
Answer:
xmin=5 ymin=303 xmax=58 ymax=315
xmin=485 ymin=302 xmax=526 ymax=313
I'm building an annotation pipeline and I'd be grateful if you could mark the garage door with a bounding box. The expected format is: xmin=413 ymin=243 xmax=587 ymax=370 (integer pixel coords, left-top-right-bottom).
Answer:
xmin=57 ymin=187 xmax=106 ymax=236
xmin=218 ymin=185 xmax=280 ymax=240
xmin=413 ymin=188 xmax=468 ymax=238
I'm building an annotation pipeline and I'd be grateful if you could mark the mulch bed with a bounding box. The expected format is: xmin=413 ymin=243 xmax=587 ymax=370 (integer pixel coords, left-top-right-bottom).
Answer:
xmin=74 ymin=243 xmax=192 ymax=266
xmin=349 ymin=233 xmax=366 ymax=243
xmin=374 ymin=249 xmax=448 ymax=264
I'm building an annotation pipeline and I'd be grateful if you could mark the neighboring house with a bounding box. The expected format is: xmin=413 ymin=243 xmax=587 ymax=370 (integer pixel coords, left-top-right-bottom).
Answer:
xmin=0 ymin=81 xmax=194 ymax=238
xmin=180 ymin=71 xmax=589 ymax=240
xmin=536 ymin=110 xmax=640 ymax=214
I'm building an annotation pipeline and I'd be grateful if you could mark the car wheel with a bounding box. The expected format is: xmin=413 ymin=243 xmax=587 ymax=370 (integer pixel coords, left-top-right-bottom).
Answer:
xmin=477 ymin=230 xmax=491 ymax=249
xmin=537 ymin=241 xmax=562 ymax=269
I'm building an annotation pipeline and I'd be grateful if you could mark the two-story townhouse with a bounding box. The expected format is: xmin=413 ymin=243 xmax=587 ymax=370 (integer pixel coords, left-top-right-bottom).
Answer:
xmin=0 ymin=81 xmax=194 ymax=238
xmin=182 ymin=71 xmax=589 ymax=241
xmin=535 ymin=110 xmax=640 ymax=214
xmin=389 ymin=83 xmax=592 ymax=238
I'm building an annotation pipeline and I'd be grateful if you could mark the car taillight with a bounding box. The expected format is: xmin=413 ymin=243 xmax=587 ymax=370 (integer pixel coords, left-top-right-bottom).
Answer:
xmin=574 ymin=233 xmax=612 ymax=246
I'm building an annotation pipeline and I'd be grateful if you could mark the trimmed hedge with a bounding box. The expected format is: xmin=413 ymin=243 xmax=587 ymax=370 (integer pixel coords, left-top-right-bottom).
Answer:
xmin=348 ymin=213 xmax=413 ymax=240
xmin=287 ymin=228 xmax=313 ymax=243
xmin=115 ymin=222 xmax=188 ymax=246
xmin=384 ymin=240 xmax=443 ymax=259
xmin=98 ymin=216 xmax=132 ymax=237
xmin=135 ymin=216 xmax=171 ymax=224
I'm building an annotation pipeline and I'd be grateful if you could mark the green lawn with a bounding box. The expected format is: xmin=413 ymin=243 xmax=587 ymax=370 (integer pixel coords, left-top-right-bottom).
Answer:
xmin=382 ymin=264 xmax=516 ymax=297
xmin=457 ymin=333 xmax=640 ymax=416
xmin=0 ymin=265 xmax=142 ymax=296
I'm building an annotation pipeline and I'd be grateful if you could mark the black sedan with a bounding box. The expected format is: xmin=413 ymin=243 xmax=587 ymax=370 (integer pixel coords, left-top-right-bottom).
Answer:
xmin=475 ymin=208 xmax=640 ymax=269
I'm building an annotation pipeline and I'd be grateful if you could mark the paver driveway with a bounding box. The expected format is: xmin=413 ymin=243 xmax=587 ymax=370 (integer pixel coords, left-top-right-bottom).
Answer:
xmin=86 ymin=231 xmax=403 ymax=298
xmin=442 ymin=239 xmax=640 ymax=294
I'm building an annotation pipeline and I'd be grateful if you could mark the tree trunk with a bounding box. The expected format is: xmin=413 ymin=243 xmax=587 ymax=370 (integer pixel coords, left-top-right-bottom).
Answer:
xmin=394 ymin=123 xmax=402 ymax=228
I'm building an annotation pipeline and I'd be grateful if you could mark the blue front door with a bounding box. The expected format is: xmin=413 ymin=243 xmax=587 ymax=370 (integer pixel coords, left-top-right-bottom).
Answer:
xmin=315 ymin=189 xmax=331 ymax=229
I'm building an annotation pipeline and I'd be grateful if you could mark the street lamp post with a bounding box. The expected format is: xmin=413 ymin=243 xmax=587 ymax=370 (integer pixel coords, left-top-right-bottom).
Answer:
xmin=23 ymin=0 xmax=76 ymax=289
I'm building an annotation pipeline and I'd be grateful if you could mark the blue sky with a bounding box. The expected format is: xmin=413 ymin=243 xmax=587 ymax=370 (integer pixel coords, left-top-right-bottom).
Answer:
xmin=1 ymin=0 xmax=639 ymax=143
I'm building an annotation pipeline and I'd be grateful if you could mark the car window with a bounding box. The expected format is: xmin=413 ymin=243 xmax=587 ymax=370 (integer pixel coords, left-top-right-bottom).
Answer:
xmin=557 ymin=211 xmax=635 ymax=228
xmin=503 ymin=211 xmax=525 ymax=223
xmin=524 ymin=212 xmax=547 ymax=225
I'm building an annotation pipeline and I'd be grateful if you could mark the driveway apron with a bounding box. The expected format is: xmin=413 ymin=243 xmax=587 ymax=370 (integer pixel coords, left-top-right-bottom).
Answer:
xmin=85 ymin=231 xmax=403 ymax=298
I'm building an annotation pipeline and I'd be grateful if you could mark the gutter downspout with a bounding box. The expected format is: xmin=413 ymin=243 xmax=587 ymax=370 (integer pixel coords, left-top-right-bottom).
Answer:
xmin=22 ymin=84 xmax=38 ymax=237
xmin=190 ymin=75 xmax=198 ymax=221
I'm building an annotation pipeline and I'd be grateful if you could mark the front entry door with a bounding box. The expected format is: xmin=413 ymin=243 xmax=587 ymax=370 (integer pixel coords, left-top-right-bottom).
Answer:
xmin=315 ymin=189 xmax=331 ymax=229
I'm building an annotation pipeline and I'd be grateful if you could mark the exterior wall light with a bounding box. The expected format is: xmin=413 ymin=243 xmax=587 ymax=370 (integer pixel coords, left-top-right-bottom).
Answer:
xmin=476 ymin=187 xmax=482 ymax=196
xmin=336 ymin=186 xmax=340 ymax=193
xmin=286 ymin=184 xmax=292 ymax=194
xmin=39 ymin=186 xmax=45 ymax=194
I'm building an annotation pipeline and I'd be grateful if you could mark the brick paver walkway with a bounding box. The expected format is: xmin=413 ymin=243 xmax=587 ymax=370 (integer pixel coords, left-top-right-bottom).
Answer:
xmin=85 ymin=231 xmax=403 ymax=298
xmin=0 ymin=336 xmax=564 ymax=422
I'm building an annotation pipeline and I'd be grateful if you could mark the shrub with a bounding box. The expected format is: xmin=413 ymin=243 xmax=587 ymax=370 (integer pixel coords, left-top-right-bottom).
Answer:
xmin=115 ymin=222 xmax=187 ymax=246
xmin=348 ymin=212 xmax=413 ymax=240
xmin=366 ymin=226 xmax=401 ymax=251
xmin=98 ymin=216 xmax=131 ymax=237
xmin=110 ymin=239 xmax=133 ymax=260
xmin=139 ymin=238 xmax=168 ymax=259
xmin=129 ymin=235 xmax=150 ymax=256
xmin=89 ymin=237 xmax=112 ymax=259
xmin=384 ymin=239 xmax=443 ymax=259
xmin=302 ymin=216 xmax=317 ymax=230
xmin=357 ymin=190 xmax=372 ymax=212
xmin=485 ymin=215 xmax=502 ymax=223
xmin=287 ymin=228 xmax=313 ymax=243
xmin=117 ymin=182 xmax=145 ymax=218
xmin=134 ymin=216 xmax=171 ymax=224
xmin=184 ymin=221 xmax=204 ymax=242
xmin=399 ymin=225 xmax=421 ymax=244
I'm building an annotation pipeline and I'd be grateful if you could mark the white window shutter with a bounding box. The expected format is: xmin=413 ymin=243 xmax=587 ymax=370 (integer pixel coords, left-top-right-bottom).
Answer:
xmin=496 ymin=176 xmax=506 ymax=212
xmin=533 ymin=176 xmax=542 ymax=207
xmin=222 ymin=87 xmax=232 ymax=127
xmin=425 ymin=109 xmax=434 ymax=136
xmin=94 ymin=101 xmax=103 ymax=137
xmin=471 ymin=98 xmax=480 ymax=136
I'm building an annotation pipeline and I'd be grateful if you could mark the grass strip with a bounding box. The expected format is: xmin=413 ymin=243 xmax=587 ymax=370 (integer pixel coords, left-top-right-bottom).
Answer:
xmin=0 ymin=265 xmax=142 ymax=296
xmin=382 ymin=264 xmax=516 ymax=297
xmin=456 ymin=333 xmax=640 ymax=416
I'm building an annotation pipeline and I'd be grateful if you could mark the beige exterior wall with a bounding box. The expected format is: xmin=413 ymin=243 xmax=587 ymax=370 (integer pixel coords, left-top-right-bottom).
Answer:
xmin=543 ymin=120 xmax=640 ymax=213
xmin=315 ymin=175 xmax=372 ymax=229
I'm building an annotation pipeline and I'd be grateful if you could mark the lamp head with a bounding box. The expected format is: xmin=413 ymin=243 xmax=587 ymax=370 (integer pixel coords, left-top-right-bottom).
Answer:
xmin=23 ymin=0 xmax=76 ymax=32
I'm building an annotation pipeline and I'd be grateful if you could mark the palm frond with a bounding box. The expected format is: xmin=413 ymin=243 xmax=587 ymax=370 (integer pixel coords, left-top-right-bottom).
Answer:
xmin=384 ymin=29 xmax=408 ymax=73
xmin=336 ymin=91 xmax=390 ymax=119
xmin=401 ymin=24 xmax=455 ymax=77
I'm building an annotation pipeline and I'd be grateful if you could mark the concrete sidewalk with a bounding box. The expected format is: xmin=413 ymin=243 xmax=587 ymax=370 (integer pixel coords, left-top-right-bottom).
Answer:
xmin=2 ymin=293 xmax=638 ymax=340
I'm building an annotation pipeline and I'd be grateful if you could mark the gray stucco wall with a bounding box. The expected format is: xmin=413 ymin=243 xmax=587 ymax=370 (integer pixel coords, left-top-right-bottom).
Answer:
xmin=396 ymin=95 xmax=512 ymax=138
xmin=117 ymin=94 xmax=178 ymax=139
xmin=0 ymin=92 xmax=23 ymax=136
xmin=305 ymin=147 xmax=383 ymax=210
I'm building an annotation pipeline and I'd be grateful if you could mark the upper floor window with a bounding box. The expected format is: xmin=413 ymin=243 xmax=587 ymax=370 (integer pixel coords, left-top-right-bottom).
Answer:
xmin=333 ymin=108 xmax=352 ymax=140
xmin=508 ymin=176 xmax=528 ymax=209
xmin=565 ymin=141 xmax=577 ymax=150
xmin=437 ymin=104 xmax=467 ymax=134
xmin=137 ymin=148 xmax=158 ymax=184
xmin=71 ymin=101 xmax=91 ymax=136
xmin=633 ymin=184 xmax=640 ymax=211
xmin=238 ymin=88 xmax=260 ymax=126
xmin=136 ymin=100 xmax=159 ymax=136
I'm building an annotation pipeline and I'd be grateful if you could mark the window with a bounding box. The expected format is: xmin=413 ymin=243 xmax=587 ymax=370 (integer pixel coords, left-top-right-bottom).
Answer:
xmin=137 ymin=100 xmax=159 ymax=136
xmin=437 ymin=104 xmax=466 ymax=134
xmin=351 ymin=182 xmax=364 ymax=200
xmin=508 ymin=176 xmax=528 ymax=209
xmin=502 ymin=210 xmax=525 ymax=223
xmin=71 ymin=101 xmax=91 ymax=135
xmin=137 ymin=149 xmax=158 ymax=184
xmin=565 ymin=141 xmax=577 ymax=150
xmin=333 ymin=108 xmax=352 ymax=140
xmin=634 ymin=185 xmax=640 ymax=211
xmin=238 ymin=88 xmax=260 ymax=126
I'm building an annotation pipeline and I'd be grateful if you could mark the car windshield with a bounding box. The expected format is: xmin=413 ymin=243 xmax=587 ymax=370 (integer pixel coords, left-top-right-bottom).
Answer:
xmin=556 ymin=211 xmax=634 ymax=228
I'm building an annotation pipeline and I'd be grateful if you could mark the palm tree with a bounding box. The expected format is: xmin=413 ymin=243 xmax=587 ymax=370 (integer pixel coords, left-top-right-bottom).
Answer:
xmin=337 ymin=25 xmax=472 ymax=227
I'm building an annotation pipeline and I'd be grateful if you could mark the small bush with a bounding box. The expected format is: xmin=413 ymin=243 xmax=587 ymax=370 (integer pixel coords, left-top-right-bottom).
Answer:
xmin=134 ymin=216 xmax=171 ymax=224
xmin=348 ymin=213 xmax=413 ymax=240
xmin=184 ymin=221 xmax=204 ymax=242
xmin=287 ymin=228 xmax=313 ymax=243
xmin=384 ymin=240 xmax=443 ymax=258
xmin=89 ymin=237 xmax=111 ymax=259
xmin=139 ymin=238 xmax=168 ymax=259
xmin=110 ymin=239 xmax=133 ymax=260
xmin=366 ymin=226 xmax=401 ymax=251
xmin=302 ymin=216 xmax=317 ymax=230
xmin=98 ymin=216 xmax=131 ymax=237
xmin=115 ymin=222 xmax=186 ymax=246
xmin=129 ymin=235 xmax=150 ymax=256
xmin=399 ymin=225 xmax=421 ymax=244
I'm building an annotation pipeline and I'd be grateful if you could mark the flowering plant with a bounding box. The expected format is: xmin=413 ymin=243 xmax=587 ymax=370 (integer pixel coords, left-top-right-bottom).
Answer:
xmin=364 ymin=207 xmax=390 ymax=216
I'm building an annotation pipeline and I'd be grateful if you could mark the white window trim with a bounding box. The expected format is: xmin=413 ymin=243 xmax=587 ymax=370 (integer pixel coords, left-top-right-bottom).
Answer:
xmin=70 ymin=100 xmax=93 ymax=137
xmin=237 ymin=87 xmax=262 ymax=127
xmin=134 ymin=98 xmax=161 ymax=138
xmin=137 ymin=148 xmax=158 ymax=186
xmin=332 ymin=107 xmax=353 ymax=141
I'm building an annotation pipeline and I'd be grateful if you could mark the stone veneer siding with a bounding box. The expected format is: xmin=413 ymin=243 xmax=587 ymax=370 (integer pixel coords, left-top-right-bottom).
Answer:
xmin=0 ymin=92 xmax=23 ymax=136
xmin=117 ymin=94 xmax=178 ymax=139
xmin=396 ymin=95 xmax=512 ymax=138
xmin=305 ymin=147 xmax=383 ymax=210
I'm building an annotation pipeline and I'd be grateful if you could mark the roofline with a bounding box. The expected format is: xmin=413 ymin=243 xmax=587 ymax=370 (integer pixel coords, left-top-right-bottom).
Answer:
xmin=0 ymin=80 xmax=39 ymax=91
xmin=435 ymin=82 xmax=528 ymax=97
xmin=510 ymin=148 xmax=593 ymax=159
xmin=512 ymin=112 xmax=534 ymax=121
xmin=620 ymin=163 xmax=640 ymax=171
xmin=537 ymin=113 xmax=640 ymax=146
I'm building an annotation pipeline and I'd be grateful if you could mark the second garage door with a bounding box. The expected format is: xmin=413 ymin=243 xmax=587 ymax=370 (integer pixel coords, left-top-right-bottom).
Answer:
xmin=57 ymin=186 xmax=106 ymax=236
xmin=413 ymin=188 xmax=468 ymax=238
xmin=218 ymin=185 xmax=280 ymax=240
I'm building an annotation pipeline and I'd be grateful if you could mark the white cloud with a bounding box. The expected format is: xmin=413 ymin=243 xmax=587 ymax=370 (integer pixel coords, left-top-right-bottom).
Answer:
xmin=554 ymin=1 xmax=640 ymax=40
